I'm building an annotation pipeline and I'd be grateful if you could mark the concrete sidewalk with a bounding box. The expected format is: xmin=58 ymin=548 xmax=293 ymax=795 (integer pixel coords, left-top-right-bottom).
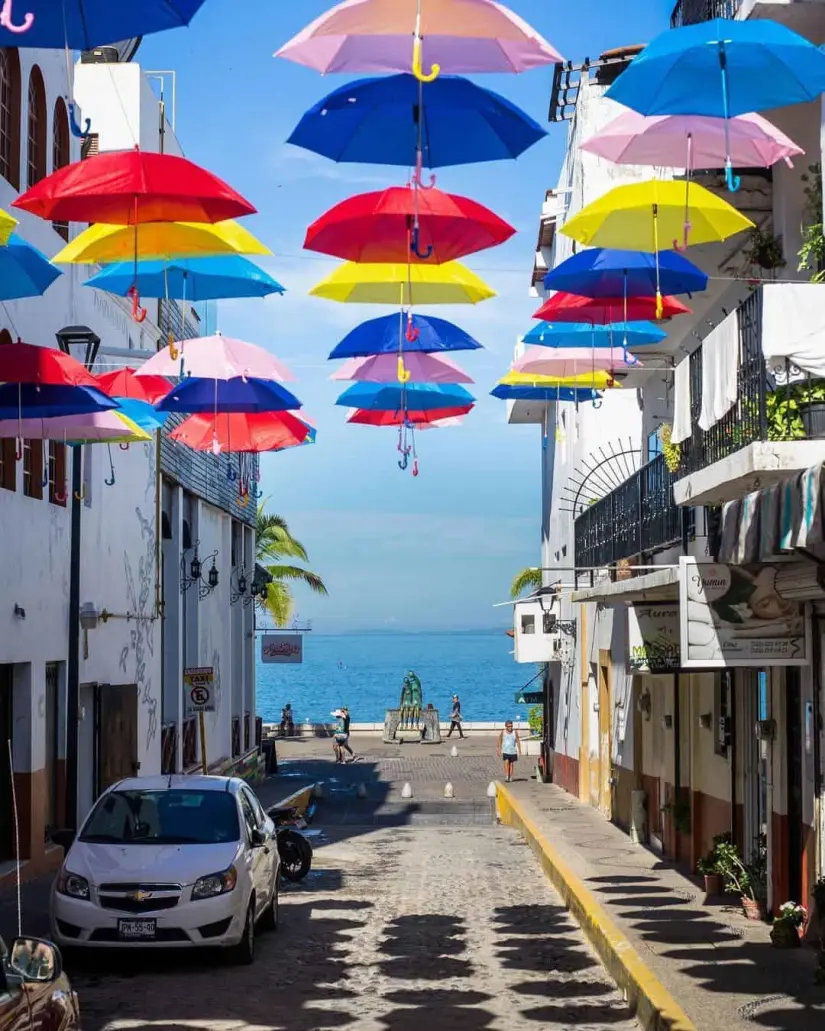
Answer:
xmin=498 ymin=780 xmax=825 ymax=1031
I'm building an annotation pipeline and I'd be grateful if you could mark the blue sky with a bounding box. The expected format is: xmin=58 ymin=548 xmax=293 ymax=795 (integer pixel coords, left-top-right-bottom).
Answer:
xmin=138 ymin=0 xmax=669 ymax=632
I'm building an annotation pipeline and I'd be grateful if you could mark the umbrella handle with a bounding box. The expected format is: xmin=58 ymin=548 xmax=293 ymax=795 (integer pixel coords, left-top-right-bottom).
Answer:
xmin=53 ymin=482 xmax=67 ymax=504
xmin=397 ymin=356 xmax=411 ymax=383
xmin=405 ymin=318 xmax=420 ymax=343
xmin=119 ymin=443 xmax=130 ymax=451
xmin=105 ymin=471 xmax=116 ymax=486
xmin=250 ymin=484 xmax=263 ymax=500
xmin=168 ymin=333 xmax=180 ymax=362
xmin=14 ymin=439 xmax=22 ymax=461
xmin=398 ymin=452 xmax=409 ymax=471
xmin=0 ymin=1 xmax=34 ymax=34
xmin=41 ymin=469 xmax=49 ymax=488
xmin=127 ymin=286 xmax=147 ymax=324
xmin=725 ymin=161 xmax=741 ymax=193
xmin=227 ymin=462 xmax=237 ymax=482
xmin=412 ymin=163 xmax=437 ymax=191
xmin=67 ymin=101 xmax=91 ymax=141
xmin=73 ymin=485 xmax=86 ymax=501
xmin=673 ymin=221 xmax=692 ymax=252
xmin=412 ymin=36 xmax=440 ymax=83
xmin=412 ymin=457 xmax=420 ymax=477
xmin=410 ymin=225 xmax=433 ymax=260
xmin=236 ymin=493 xmax=250 ymax=509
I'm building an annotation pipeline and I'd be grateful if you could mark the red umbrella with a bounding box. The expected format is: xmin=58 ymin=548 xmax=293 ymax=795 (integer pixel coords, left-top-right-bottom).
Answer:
xmin=13 ymin=149 xmax=255 ymax=225
xmin=168 ymin=411 xmax=312 ymax=452
xmin=304 ymin=185 xmax=514 ymax=264
xmin=533 ymin=291 xmax=691 ymax=324
xmin=95 ymin=368 xmax=172 ymax=405
xmin=0 ymin=341 xmax=100 ymax=387
xmin=348 ymin=405 xmax=474 ymax=426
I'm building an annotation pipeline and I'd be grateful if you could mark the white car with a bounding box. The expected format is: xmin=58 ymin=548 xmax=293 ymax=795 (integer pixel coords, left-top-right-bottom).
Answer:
xmin=50 ymin=775 xmax=280 ymax=964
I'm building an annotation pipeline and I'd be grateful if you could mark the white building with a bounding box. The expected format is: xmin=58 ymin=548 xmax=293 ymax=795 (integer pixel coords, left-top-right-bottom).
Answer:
xmin=0 ymin=43 xmax=258 ymax=886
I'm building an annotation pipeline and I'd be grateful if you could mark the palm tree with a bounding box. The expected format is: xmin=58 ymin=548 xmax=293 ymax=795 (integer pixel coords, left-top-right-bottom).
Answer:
xmin=510 ymin=566 xmax=542 ymax=600
xmin=256 ymin=504 xmax=327 ymax=626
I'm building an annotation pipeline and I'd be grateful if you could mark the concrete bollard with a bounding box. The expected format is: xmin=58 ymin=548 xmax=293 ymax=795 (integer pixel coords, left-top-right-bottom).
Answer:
xmin=401 ymin=782 xmax=413 ymax=799
xmin=444 ymin=782 xmax=454 ymax=798
xmin=450 ymin=745 xmax=458 ymax=758
xmin=487 ymin=781 xmax=497 ymax=798
xmin=357 ymin=783 xmax=368 ymax=799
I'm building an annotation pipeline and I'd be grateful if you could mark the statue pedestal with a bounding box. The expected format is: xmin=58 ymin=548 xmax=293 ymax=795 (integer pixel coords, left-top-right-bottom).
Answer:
xmin=383 ymin=708 xmax=441 ymax=744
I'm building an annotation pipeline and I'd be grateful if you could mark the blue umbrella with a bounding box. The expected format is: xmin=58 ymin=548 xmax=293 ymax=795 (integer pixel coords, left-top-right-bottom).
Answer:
xmin=0 ymin=233 xmax=61 ymax=300
xmin=330 ymin=314 xmax=482 ymax=359
xmin=114 ymin=398 xmax=169 ymax=432
xmin=336 ymin=382 xmax=475 ymax=412
xmin=156 ymin=377 xmax=302 ymax=415
xmin=289 ymin=74 xmax=546 ymax=169
xmin=0 ymin=1 xmax=207 ymax=48
xmin=0 ymin=383 xmax=117 ymax=419
xmin=544 ymin=248 xmax=707 ymax=298
xmin=606 ymin=18 xmax=825 ymax=190
xmin=523 ymin=321 xmax=666 ymax=349
xmin=491 ymin=384 xmax=603 ymax=403
xmin=85 ymin=256 xmax=285 ymax=302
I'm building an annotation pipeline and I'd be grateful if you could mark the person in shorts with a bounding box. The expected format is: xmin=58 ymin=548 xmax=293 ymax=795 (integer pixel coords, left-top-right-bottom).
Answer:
xmin=497 ymin=720 xmax=521 ymax=782
xmin=333 ymin=707 xmax=356 ymax=763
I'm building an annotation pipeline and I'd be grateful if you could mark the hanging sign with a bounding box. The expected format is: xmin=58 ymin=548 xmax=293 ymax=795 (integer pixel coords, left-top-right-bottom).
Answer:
xmin=627 ymin=605 xmax=680 ymax=673
xmin=678 ymin=558 xmax=810 ymax=668
xmin=184 ymin=667 xmax=215 ymax=715
xmin=261 ymin=634 xmax=303 ymax=664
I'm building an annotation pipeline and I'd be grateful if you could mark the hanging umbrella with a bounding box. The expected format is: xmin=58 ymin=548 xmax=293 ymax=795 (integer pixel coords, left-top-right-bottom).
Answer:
xmin=417 ymin=416 xmax=465 ymax=429
xmin=523 ymin=320 xmax=666 ymax=348
xmin=581 ymin=111 xmax=803 ymax=171
xmin=56 ymin=221 xmax=271 ymax=265
xmin=330 ymin=314 xmax=482 ymax=358
xmin=336 ymin=381 xmax=474 ymax=411
xmin=0 ymin=410 xmax=150 ymax=443
xmin=135 ymin=334 xmax=294 ymax=382
xmin=347 ymin=405 xmax=473 ymax=426
xmin=513 ymin=347 xmax=634 ymax=378
xmin=0 ymin=209 xmax=17 ymax=245
xmin=311 ymin=261 xmax=495 ymax=305
xmin=491 ymin=384 xmax=603 ymax=402
xmin=288 ymin=74 xmax=546 ymax=168
xmin=331 ymin=352 xmax=472 ymax=383
xmin=85 ymin=255 xmax=285 ymax=302
xmin=0 ymin=383 xmax=118 ymax=419
xmin=156 ymin=377 xmax=302 ymax=415
xmin=499 ymin=369 xmax=618 ymax=390
xmin=534 ymin=292 xmax=690 ymax=324
xmin=0 ymin=341 xmax=99 ymax=387
xmin=275 ymin=0 xmax=562 ymax=75
xmin=604 ymin=18 xmax=825 ymax=191
xmin=95 ymin=367 xmax=172 ymax=405
xmin=113 ymin=398 xmax=169 ymax=433
xmin=14 ymin=150 xmax=255 ymax=225
xmin=0 ymin=233 xmax=62 ymax=300
xmin=561 ymin=180 xmax=753 ymax=251
xmin=544 ymin=248 xmax=707 ymax=298
xmin=168 ymin=411 xmax=313 ymax=452
xmin=305 ymin=184 xmax=514 ymax=263
xmin=0 ymin=1 xmax=207 ymax=48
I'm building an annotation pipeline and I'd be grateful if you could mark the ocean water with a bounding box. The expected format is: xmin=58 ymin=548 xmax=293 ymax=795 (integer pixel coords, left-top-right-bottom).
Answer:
xmin=255 ymin=631 xmax=536 ymax=724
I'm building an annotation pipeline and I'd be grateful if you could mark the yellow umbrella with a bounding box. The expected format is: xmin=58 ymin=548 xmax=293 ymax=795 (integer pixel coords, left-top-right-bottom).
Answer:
xmin=310 ymin=261 xmax=495 ymax=305
xmin=499 ymin=370 xmax=620 ymax=389
xmin=54 ymin=220 xmax=271 ymax=265
xmin=560 ymin=179 xmax=754 ymax=251
xmin=0 ymin=208 xmax=17 ymax=245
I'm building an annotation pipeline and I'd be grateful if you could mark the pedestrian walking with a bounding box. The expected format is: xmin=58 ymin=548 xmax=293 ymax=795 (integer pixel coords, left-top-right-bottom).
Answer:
xmin=332 ymin=706 xmax=356 ymax=763
xmin=447 ymin=694 xmax=465 ymax=738
xmin=498 ymin=720 xmax=521 ymax=782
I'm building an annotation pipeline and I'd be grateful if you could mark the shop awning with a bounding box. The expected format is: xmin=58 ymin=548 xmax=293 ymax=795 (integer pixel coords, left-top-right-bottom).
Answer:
xmin=571 ymin=567 xmax=679 ymax=605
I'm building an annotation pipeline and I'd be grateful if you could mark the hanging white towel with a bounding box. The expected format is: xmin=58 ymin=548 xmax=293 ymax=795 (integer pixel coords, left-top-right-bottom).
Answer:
xmin=762 ymin=282 xmax=825 ymax=378
xmin=698 ymin=311 xmax=739 ymax=431
xmin=671 ymin=356 xmax=692 ymax=444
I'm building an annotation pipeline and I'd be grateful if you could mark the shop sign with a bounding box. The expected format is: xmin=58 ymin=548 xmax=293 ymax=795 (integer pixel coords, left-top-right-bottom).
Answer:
xmin=678 ymin=558 xmax=810 ymax=668
xmin=627 ymin=605 xmax=680 ymax=673
xmin=261 ymin=633 xmax=303 ymax=664
xmin=184 ymin=667 xmax=215 ymax=714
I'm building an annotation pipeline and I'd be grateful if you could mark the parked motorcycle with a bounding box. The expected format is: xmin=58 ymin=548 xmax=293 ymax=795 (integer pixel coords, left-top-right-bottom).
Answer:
xmin=268 ymin=805 xmax=313 ymax=882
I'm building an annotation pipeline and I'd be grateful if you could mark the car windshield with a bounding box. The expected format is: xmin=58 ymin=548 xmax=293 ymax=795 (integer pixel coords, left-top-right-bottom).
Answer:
xmin=79 ymin=789 xmax=239 ymax=845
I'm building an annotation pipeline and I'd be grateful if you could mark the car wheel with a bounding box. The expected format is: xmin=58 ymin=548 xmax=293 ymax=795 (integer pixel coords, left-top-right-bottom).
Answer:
xmin=230 ymin=900 xmax=255 ymax=965
xmin=260 ymin=879 xmax=279 ymax=932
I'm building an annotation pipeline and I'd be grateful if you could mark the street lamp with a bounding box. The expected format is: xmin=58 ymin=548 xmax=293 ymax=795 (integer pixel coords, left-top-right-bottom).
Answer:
xmin=180 ymin=541 xmax=220 ymax=599
xmin=56 ymin=326 xmax=101 ymax=834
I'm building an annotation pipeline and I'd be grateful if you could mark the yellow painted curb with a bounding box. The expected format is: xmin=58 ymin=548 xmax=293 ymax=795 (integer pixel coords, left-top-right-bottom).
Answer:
xmin=496 ymin=782 xmax=696 ymax=1031
xmin=272 ymin=782 xmax=316 ymax=816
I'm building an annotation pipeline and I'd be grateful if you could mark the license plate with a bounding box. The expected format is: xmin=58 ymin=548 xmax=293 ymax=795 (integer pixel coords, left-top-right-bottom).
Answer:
xmin=117 ymin=918 xmax=156 ymax=941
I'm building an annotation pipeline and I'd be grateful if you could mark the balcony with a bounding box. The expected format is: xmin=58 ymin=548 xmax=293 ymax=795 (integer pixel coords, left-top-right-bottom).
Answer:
xmin=671 ymin=0 xmax=741 ymax=26
xmin=673 ymin=288 xmax=825 ymax=507
xmin=574 ymin=454 xmax=695 ymax=571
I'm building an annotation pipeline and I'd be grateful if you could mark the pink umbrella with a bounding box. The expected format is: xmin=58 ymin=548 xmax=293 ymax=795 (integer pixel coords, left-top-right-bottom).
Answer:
xmin=331 ymin=352 xmax=473 ymax=384
xmin=275 ymin=0 xmax=562 ymax=76
xmin=134 ymin=334 xmax=295 ymax=382
xmin=512 ymin=347 xmax=637 ymax=378
xmin=417 ymin=416 xmax=464 ymax=429
xmin=0 ymin=410 xmax=148 ymax=441
xmin=581 ymin=111 xmax=803 ymax=170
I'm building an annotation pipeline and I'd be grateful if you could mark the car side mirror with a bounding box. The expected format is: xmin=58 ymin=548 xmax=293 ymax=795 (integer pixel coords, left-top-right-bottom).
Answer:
xmin=250 ymin=828 xmax=266 ymax=848
xmin=9 ymin=938 xmax=61 ymax=983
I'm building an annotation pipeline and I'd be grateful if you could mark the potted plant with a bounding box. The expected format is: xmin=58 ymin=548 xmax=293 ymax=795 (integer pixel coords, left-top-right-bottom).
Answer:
xmin=524 ymin=705 xmax=543 ymax=756
xmin=771 ymin=902 xmax=806 ymax=949
xmin=697 ymin=832 xmax=730 ymax=897
xmin=715 ymin=835 xmax=768 ymax=921
xmin=658 ymin=424 xmax=681 ymax=474
xmin=768 ymin=382 xmax=825 ymax=441
xmin=744 ymin=226 xmax=786 ymax=273
xmin=798 ymin=163 xmax=825 ymax=283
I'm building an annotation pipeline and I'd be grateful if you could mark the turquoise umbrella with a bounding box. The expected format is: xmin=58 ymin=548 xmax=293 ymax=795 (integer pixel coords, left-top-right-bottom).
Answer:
xmin=84 ymin=255 xmax=285 ymax=302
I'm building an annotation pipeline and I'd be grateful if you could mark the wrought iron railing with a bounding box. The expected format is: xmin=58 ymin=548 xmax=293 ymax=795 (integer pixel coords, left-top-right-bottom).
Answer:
xmin=575 ymin=454 xmax=695 ymax=570
xmin=161 ymin=722 xmax=177 ymax=774
xmin=255 ymin=716 xmax=263 ymax=748
xmin=671 ymin=0 xmax=741 ymax=27
xmin=231 ymin=717 xmax=241 ymax=758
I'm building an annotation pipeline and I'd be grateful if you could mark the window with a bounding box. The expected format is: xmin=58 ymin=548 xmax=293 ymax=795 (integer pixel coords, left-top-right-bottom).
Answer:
xmin=0 ymin=48 xmax=21 ymax=189
xmin=80 ymin=789 xmax=240 ymax=845
xmin=648 ymin=428 xmax=664 ymax=463
xmin=22 ymin=437 xmax=43 ymax=500
xmin=238 ymin=791 xmax=259 ymax=841
xmin=47 ymin=440 xmax=66 ymax=506
xmin=520 ymin=613 xmax=536 ymax=635
xmin=51 ymin=98 xmax=70 ymax=240
xmin=26 ymin=65 xmax=46 ymax=189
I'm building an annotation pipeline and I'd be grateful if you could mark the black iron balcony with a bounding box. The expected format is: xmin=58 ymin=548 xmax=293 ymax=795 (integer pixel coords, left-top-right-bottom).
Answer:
xmin=574 ymin=454 xmax=695 ymax=571
xmin=671 ymin=0 xmax=741 ymax=28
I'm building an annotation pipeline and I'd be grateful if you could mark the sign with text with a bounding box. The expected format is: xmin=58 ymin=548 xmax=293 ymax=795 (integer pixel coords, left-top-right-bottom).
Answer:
xmin=678 ymin=558 xmax=810 ymax=668
xmin=184 ymin=667 xmax=215 ymax=715
xmin=261 ymin=634 xmax=303 ymax=664
xmin=627 ymin=605 xmax=680 ymax=673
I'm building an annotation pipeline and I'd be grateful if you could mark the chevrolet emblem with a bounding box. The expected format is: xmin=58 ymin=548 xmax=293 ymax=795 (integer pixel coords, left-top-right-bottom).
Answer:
xmin=130 ymin=890 xmax=152 ymax=902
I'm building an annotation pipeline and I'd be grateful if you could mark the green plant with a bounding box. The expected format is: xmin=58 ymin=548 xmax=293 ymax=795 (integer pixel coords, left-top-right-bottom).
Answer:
xmin=661 ymin=795 xmax=691 ymax=835
xmin=778 ymin=902 xmax=807 ymax=928
xmin=745 ymin=226 xmax=786 ymax=271
xmin=798 ymin=163 xmax=825 ymax=283
xmin=527 ymin=705 xmax=543 ymax=737
xmin=697 ymin=832 xmax=731 ymax=875
xmin=256 ymin=505 xmax=328 ymax=626
xmin=766 ymin=382 xmax=825 ymax=441
xmin=658 ymin=424 xmax=681 ymax=474
xmin=715 ymin=835 xmax=767 ymax=901
xmin=510 ymin=567 xmax=542 ymax=599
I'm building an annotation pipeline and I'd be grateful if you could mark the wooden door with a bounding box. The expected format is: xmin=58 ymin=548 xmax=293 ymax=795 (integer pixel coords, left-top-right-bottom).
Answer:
xmin=98 ymin=684 xmax=139 ymax=793
xmin=0 ymin=665 xmax=12 ymax=859
xmin=598 ymin=653 xmax=613 ymax=819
